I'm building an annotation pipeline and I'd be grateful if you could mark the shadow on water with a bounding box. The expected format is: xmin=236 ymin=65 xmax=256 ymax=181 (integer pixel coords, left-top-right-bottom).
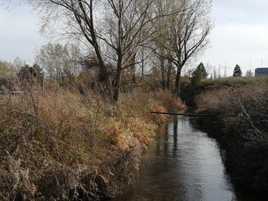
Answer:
xmin=114 ymin=117 xmax=261 ymax=201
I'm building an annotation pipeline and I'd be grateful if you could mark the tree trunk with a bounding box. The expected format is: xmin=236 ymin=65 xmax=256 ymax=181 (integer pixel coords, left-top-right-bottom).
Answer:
xmin=160 ymin=56 xmax=166 ymax=89
xmin=113 ymin=55 xmax=122 ymax=102
xmin=141 ymin=50 xmax=145 ymax=80
xmin=113 ymin=75 xmax=121 ymax=102
xmin=175 ymin=65 xmax=182 ymax=97
xmin=131 ymin=53 xmax=136 ymax=83
xmin=166 ymin=58 xmax=172 ymax=90
xmin=94 ymin=44 xmax=108 ymax=82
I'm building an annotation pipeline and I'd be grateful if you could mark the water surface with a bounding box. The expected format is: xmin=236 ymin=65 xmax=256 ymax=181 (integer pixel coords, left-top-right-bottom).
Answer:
xmin=114 ymin=117 xmax=258 ymax=201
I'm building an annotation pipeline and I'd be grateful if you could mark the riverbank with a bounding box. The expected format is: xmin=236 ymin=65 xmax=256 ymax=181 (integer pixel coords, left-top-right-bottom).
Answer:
xmin=188 ymin=77 xmax=268 ymax=194
xmin=0 ymin=87 xmax=185 ymax=201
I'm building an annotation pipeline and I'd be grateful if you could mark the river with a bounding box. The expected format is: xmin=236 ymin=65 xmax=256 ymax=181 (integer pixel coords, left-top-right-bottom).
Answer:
xmin=114 ymin=117 xmax=260 ymax=201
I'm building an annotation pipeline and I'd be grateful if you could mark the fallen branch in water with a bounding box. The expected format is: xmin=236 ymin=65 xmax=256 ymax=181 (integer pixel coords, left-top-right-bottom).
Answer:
xmin=150 ymin=111 xmax=213 ymax=118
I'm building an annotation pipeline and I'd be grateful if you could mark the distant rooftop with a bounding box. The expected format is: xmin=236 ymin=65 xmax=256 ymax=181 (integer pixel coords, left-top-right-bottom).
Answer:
xmin=255 ymin=68 xmax=268 ymax=77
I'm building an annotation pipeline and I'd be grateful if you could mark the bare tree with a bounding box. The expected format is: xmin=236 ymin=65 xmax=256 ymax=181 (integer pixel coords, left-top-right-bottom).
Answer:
xmin=29 ymin=0 xmax=210 ymax=99
xmin=35 ymin=43 xmax=82 ymax=82
xmin=150 ymin=0 xmax=177 ymax=90
xmin=153 ymin=0 xmax=211 ymax=96
xmin=30 ymin=0 xmax=159 ymax=101
xmin=100 ymin=0 xmax=158 ymax=101
xmin=172 ymin=0 xmax=210 ymax=96
xmin=31 ymin=0 xmax=109 ymax=83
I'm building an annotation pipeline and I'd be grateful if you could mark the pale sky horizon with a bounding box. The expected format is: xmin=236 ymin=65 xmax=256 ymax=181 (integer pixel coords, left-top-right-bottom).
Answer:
xmin=1 ymin=0 xmax=268 ymax=76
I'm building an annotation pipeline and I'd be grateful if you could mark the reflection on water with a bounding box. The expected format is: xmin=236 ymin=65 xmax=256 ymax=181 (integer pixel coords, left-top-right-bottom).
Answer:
xmin=114 ymin=117 xmax=258 ymax=201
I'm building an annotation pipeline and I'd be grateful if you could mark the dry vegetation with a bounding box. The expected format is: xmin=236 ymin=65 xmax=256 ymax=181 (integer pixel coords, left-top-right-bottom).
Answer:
xmin=0 ymin=85 xmax=185 ymax=200
xmin=0 ymin=0 xmax=207 ymax=199
xmin=196 ymin=78 xmax=268 ymax=135
xmin=194 ymin=78 xmax=268 ymax=193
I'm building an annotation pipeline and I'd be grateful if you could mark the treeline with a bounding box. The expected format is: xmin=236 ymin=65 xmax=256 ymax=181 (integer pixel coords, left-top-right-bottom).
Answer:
xmin=0 ymin=1 xmax=210 ymax=200
xmin=13 ymin=0 xmax=212 ymax=101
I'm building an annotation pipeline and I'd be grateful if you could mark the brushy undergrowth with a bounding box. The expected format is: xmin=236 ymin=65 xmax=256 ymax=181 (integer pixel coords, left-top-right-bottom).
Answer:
xmin=196 ymin=81 xmax=268 ymax=135
xmin=194 ymin=79 xmax=268 ymax=193
xmin=200 ymin=77 xmax=268 ymax=89
xmin=181 ymin=76 xmax=268 ymax=107
xmin=0 ymin=87 xmax=185 ymax=200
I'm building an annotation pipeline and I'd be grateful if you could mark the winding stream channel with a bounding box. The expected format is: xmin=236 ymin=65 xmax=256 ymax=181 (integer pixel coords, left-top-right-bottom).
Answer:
xmin=114 ymin=117 xmax=259 ymax=201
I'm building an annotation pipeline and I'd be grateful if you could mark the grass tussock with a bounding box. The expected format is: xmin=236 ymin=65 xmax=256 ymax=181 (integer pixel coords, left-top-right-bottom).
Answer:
xmin=0 ymin=87 xmax=185 ymax=200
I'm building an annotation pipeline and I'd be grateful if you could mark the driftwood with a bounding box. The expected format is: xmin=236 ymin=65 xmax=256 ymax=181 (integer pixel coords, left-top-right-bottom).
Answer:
xmin=238 ymin=99 xmax=263 ymax=137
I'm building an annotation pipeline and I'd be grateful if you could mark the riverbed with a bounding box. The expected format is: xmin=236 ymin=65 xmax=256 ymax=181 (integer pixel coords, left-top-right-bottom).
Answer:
xmin=114 ymin=117 xmax=260 ymax=201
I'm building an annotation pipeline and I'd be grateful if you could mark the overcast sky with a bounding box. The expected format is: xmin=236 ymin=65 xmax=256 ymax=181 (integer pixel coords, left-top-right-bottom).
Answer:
xmin=0 ymin=2 xmax=45 ymax=63
xmin=1 ymin=0 xmax=268 ymax=75
xmin=200 ymin=0 xmax=268 ymax=75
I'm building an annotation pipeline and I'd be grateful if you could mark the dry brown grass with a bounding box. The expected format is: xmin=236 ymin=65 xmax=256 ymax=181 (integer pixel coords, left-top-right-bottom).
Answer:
xmin=196 ymin=83 xmax=268 ymax=135
xmin=0 ymin=87 xmax=185 ymax=200
xmin=196 ymin=85 xmax=267 ymax=114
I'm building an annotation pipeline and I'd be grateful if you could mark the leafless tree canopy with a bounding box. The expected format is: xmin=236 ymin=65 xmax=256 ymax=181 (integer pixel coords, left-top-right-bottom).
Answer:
xmin=35 ymin=43 xmax=82 ymax=81
xmin=150 ymin=0 xmax=211 ymax=96
xmin=29 ymin=0 xmax=211 ymax=100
